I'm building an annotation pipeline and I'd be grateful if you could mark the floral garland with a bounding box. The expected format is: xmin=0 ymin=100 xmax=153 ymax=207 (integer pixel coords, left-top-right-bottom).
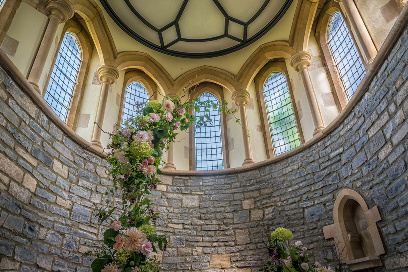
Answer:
xmin=88 ymin=97 xmax=237 ymax=272
xmin=261 ymin=228 xmax=335 ymax=272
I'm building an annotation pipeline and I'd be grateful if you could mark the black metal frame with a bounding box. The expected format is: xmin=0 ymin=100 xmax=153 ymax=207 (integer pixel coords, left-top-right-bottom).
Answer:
xmin=100 ymin=0 xmax=293 ymax=59
xmin=121 ymin=82 xmax=150 ymax=125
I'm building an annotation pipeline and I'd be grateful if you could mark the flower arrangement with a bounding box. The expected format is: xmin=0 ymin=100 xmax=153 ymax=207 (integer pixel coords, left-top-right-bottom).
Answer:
xmin=89 ymin=96 xmax=237 ymax=272
xmin=260 ymin=228 xmax=334 ymax=272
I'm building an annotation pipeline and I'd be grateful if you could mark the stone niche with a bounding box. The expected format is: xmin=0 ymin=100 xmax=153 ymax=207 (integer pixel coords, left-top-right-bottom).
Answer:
xmin=323 ymin=189 xmax=386 ymax=271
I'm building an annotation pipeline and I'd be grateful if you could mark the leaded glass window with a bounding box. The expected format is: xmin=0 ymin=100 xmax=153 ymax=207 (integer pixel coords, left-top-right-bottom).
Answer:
xmin=263 ymin=73 xmax=301 ymax=156
xmin=0 ymin=0 xmax=5 ymax=8
xmin=121 ymin=82 xmax=149 ymax=125
xmin=327 ymin=11 xmax=366 ymax=99
xmin=44 ymin=32 xmax=81 ymax=122
xmin=194 ymin=93 xmax=224 ymax=171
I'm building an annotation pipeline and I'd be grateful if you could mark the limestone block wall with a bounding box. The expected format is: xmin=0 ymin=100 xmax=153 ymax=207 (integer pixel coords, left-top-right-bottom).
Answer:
xmin=0 ymin=16 xmax=408 ymax=272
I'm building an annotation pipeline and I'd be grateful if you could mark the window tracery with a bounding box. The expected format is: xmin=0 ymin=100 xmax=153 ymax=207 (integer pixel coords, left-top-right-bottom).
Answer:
xmin=263 ymin=73 xmax=301 ymax=156
xmin=194 ymin=92 xmax=224 ymax=171
xmin=327 ymin=11 xmax=366 ymax=99
xmin=44 ymin=32 xmax=81 ymax=122
xmin=121 ymin=82 xmax=150 ymax=125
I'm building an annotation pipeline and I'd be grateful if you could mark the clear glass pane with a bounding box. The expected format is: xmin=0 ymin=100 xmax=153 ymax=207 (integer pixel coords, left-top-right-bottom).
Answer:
xmin=0 ymin=0 xmax=4 ymax=7
xmin=263 ymin=73 xmax=301 ymax=156
xmin=194 ymin=93 xmax=224 ymax=171
xmin=44 ymin=32 xmax=81 ymax=122
xmin=327 ymin=11 xmax=366 ymax=99
xmin=121 ymin=82 xmax=150 ymax=125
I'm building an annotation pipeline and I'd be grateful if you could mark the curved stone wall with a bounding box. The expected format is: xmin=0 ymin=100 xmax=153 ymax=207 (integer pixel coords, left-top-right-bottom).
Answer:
xmin=0 ymin=17 xmax=408 ymax=272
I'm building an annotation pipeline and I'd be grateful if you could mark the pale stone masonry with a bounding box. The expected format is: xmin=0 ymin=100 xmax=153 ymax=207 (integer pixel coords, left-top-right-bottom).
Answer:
xmin=0 ymin=26 xmax=408 ymax=272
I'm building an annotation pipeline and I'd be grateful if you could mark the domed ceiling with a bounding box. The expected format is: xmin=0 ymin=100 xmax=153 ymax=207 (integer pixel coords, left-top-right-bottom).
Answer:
xmin=100 ymin=0 xmax=293 ymax=59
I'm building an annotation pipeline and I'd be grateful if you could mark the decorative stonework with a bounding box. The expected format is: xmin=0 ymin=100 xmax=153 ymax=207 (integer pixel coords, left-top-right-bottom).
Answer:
xmin=232 ymin=89 xmax=251 ymax=106
xmin=323 ymin=189 xmax=385 ymax=271
xmin=97 ymin=65 xmax=119 ymax=84
xmin=290 ymin=51 xmax=313 ymax=71
xmin=45 ymin=0 xmax=74 ymax=24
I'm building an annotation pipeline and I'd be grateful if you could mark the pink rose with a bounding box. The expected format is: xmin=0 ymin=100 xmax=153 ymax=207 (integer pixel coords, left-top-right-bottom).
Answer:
xmin=141 ymin=242 xmax=153 ymax=255
xmin=302 ymin=247 xmax=307 ymax=251
xmin=162 ymin=138 xmax=168 ymax=144
xmin=131 ymin=268 xmax=140 ymax=272
xmin=142 ymin=159 xmax=149 ymax=167
xmin=134 ymin=131 xmax=149 ymax=142
xmin=122 ymin=128 xmax=132 ymax=137
xmin=301 ymin=263 xmax=309 ymax=270
xmin=148 ymin=156 xmax=155 ymax=164
xmin=166 ymin=112 xmax=173 ymax=121
xmin=295 ymin=241 xmax=303 ymax=247
xmin=300 ymin=253 xmax=304 ymax=257
xmin=163 ymin=100 xmax=175 ymax=112
xmin=174 ymin=121 xmax=181 ymax=130
xmin=150 ymin=113 xmax=160 ymax=122
xmin=112 ymin=221 xmax=121 ymax=231
xmin=180 ymin=108 xmax=186 ymax=114
xmin=283 ymin=259 xmax=291 ymax=268
xmin=115 ymin=235 xmax=122 ymax=243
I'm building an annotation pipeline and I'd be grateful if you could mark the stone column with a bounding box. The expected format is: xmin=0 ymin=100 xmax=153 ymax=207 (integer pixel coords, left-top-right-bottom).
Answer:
xmin=335 ymin=0 xmax=377 ymax=64
xmin=91 ymin=65 xmax=119 ymax=149
xmin=232 ymin=89 xmax=254 ymax=166
xmin=290 ymin=51 xmax=325 ymax=136
xmin=27 ymin=0 xmax=74 ymax=93
xmin=163 ymin=142 xmax=176 ymax=170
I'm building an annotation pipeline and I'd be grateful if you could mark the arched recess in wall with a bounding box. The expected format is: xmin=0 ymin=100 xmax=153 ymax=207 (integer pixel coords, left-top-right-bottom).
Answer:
xmin=315 ymin=1 xmax=366 ymax=110
xmin=115 ymin=52 xmax=172 ymax=98
xmin=42 ymin=19 xmax=93 ymax=130
xmin=172 ymin=66 xmax=237 ymax=98
xmin=236 ymin=41 xmax=293 ymax=90
xmin=70 ymin=0 xmax=117 ymax=65
xmin=118 ymin=70 xmax=157 ymax=125
xmin=254 ymin=61 xmax=304 ymax=159
xmin=188 ymin=82 xmax=230 ymax=170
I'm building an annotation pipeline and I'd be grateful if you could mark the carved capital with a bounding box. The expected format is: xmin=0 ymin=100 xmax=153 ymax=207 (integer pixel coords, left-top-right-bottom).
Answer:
xmin=97 ymin=65 xmax=119 ymax=84
xmin=232 ymin=89 xmax=250 ymax=106
xmin=395 ymin=0 xmax=407 ymax=9
xmin=46 ymin=0 xmax=74 ymax=23
xmin=290 ymin=51 xmax=312 ymax=72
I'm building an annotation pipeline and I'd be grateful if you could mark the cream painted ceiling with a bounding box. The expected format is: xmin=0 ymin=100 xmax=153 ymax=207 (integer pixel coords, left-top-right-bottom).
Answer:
xmin=100 ymin=0 xmax=293 ymax=58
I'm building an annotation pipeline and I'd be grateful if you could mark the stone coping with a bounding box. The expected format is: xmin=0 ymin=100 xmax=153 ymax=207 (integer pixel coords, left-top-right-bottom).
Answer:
xmin=0 ymin=5 xmax=407 ymax=176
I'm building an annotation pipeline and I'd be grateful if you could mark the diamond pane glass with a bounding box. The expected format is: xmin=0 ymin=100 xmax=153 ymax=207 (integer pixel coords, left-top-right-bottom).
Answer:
xmin=121 ymin=82 xmax=150 ymax=125
xmin=327 ymin=11 xmax=366 ymax=99
xmin=0 ymin=0 xmax=4 ymax=7
xmin=44 ymin=32 xmax=81 ymax=122
xmin=194 ymin=93 xmax=224 ymax=171
xmin=263 ymin=73 xmax=301 ymax=156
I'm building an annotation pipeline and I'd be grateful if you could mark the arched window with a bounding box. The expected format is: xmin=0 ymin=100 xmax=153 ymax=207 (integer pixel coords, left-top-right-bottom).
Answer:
xmin=44 ymin=32 xmax=81 ymax=122
xmin=121 ymin=82 xmax=150 ymax=125
xmin=194 ymin=93 xmax=224 ymax=171
xmin=327 ymin=11 xmax=366 ymax=99
xmin=0 ymin=0 xmax=5 ymax=8
xmin=263 ymin=73 xmax=301 ymax=156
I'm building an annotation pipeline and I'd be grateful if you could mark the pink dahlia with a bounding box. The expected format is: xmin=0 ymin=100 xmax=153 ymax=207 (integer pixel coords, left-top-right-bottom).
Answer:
xmin=141 ymin=242 xmax=153 ymax=256
xmin=101 ymin=263 xmax=120 ymax=272
xmin=115 ymin=151 xmax=128 ymax=164
xmin=142 ymin=165 xmax=156 ymax=177
xmin=150 ymin=113 xmax=160 ymax=122
xmin=166 ymin=112 xmax=173 ymax=121
xmin=148 ymin=156 xmax=155 ymax=164
xmin=142 ymin=159 xmax=149 ymax=167
xmin=122 ymin=227 xmax=147 ymax=253
xmin=163 ymin=100 xmax=175 ymax=112
xmin=122 ymin=128 xmax=132 ymax=137
xmin=112 ymin=221 xmax=122 ymax=231
xmin=134 ymin=131 xmax=149 ymax=142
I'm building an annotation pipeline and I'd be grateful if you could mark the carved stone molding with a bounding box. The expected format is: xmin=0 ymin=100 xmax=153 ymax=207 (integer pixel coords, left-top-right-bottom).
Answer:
xmin=232 ymin=89 xmax=251 ymax=107
xmin=290 ymin=51 xmax=312 ymax=72
xmin=97 ymin=65 xmax=119 ymax=84
xmin=45 ymin=0 xmax=74 ymax=23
